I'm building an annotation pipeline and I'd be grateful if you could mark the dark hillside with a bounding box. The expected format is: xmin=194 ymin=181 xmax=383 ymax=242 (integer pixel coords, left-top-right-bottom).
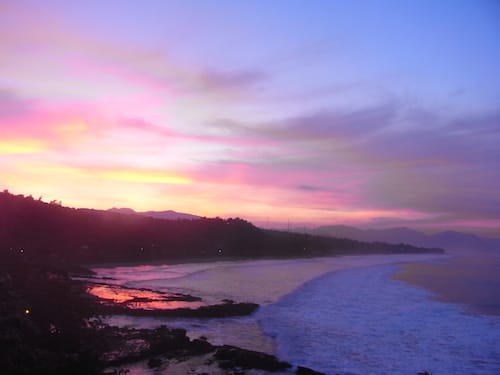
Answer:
xmin=0 ymin=191 xmax=442 ymax=265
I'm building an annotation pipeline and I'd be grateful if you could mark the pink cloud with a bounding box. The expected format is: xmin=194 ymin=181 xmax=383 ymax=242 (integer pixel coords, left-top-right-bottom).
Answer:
xmin=0 ymin=98 xmax=101 ymax=145
xmin=118 ymin=117 xmax=277 ymax=148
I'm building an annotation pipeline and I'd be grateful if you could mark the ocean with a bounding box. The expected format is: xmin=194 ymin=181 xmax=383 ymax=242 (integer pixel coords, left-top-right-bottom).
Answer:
xmin=94 ymin=253 xmax=500 ymax=374
xmin=258 ymin=263 xmax=500 ymax=374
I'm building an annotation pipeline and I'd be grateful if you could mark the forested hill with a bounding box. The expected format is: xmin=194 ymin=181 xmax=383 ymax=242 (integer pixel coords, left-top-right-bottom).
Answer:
xmin=0 ymin=191 xmax=443 ymax=264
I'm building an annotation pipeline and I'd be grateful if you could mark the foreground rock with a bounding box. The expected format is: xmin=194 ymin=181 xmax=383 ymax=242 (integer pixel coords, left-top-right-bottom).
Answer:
xmin=102 ymin=326 xmax=292 ymax=371
xmin=0 ymin=256 xmax=326 ymax=375
xmin=296 ymin=365 xmax=326 ymax=375
xmin=215 ymin=345 xmax=292 ymax=372
xmin=100 ymin=328 xmax=331 ymax=375
xmin=101 ymin=325 xmax=214 ymax=367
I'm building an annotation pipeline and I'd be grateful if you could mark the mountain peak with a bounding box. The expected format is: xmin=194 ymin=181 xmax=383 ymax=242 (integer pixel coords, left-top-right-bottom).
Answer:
xmin=108 ymin=207 xmax=200 ymax=221
xmin=108 ymin=207 xmax=137 ymax=214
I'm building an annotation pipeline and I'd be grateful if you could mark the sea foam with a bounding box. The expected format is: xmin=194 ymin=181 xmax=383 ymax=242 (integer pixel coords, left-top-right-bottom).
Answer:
xmin=257 ymin=264 xmax=500 ymax=375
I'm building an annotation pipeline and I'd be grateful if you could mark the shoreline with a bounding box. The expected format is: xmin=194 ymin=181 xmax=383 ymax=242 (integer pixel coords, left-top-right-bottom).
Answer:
xmin=66 ymin=251 xmax=457 ymax=375
xmin=95 ymin=253 xmax=447 ymax=354
xmin=95 ymin=251 xmax=499 ymax=374
xmin=87 ymin=254 xmax=368 ymax=270
xmin=86 ymin=248 xmax=445 ymax=270
xmin=2 ymin=250 xmax=453 ymax=374
xmin=91 ymin=253 xmax=447 ymax=306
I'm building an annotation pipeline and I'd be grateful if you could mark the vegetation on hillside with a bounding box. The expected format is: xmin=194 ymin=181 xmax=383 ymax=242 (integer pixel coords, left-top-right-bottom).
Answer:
xmin=0 ymin=191 xmax=442 ymax=265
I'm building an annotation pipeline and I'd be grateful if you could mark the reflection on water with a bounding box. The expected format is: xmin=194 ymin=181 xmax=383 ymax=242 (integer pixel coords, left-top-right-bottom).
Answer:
xmin=87 ymin=284 xmax=205 ymax=310
xmin=393 ymin=251 xmax=500 ymax=316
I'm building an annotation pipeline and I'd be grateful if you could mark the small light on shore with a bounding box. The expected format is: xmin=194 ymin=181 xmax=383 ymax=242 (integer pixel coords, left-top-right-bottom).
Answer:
xmin=24 ymin=309 xmax=30 ymax=315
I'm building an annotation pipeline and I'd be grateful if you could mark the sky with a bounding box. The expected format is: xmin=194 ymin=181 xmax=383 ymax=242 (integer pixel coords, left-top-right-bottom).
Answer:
xmin=1 ymin=0 xmax=499 ymax=236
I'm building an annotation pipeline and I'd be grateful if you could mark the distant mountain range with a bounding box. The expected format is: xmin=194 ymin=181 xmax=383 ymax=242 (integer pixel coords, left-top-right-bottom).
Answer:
xmin=108 ymin=207 xmax=200 ymax=221
xmin=108 ymin=207 xmax=500 ymax=253
xmin=307 ymin=225 xmax=500 ymax=253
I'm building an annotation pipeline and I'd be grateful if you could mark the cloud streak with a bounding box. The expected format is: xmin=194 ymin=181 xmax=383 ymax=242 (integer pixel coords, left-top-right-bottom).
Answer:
xmin=200 ymin=103 xmax=500 ymax=227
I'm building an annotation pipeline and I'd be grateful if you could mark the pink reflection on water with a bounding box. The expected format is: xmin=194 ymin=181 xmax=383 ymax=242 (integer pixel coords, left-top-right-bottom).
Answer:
xmin=127 ymin=300 xmax=204 ymax=310
xmin=87 ymin=285 xmax=205 ymax=310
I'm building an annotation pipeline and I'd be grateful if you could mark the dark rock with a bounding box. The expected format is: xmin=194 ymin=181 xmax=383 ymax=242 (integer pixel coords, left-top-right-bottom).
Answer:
xmin=149 ymin=327 xmax=190 ymax=354
xmin=190 ymin=338 xmax=214 ymax=354
xmin=204 ymin=358 xmax=214 ymax=365
xmin=296 ymin=365 xmax=326 ymax=375
xmin=102 ymin=326 xmax=191 ymax=366
xmin=214 ymin=345 xmax=292 ymax=371
xmin=147 ymin=357 xmax=162 ymax=368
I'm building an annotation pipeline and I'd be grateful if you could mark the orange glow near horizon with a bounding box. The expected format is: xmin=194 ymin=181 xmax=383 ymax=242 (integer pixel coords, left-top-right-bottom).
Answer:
xmin=0 ymin=139 xmax=46 ymax=154
xmin=54 ymin=120 xmax=89 ymax=141
xmin=99 ymin=169 xmax=192 ymax=184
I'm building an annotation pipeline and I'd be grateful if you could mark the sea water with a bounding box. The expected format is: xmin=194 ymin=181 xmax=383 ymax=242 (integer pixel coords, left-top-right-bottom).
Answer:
xmin=257 ymin=264 xmax=500 ymax=375
xmin=93 ymin=254 xmax=500 ymax=374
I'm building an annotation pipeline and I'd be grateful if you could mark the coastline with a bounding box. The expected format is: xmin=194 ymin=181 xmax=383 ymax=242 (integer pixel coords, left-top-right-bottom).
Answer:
xmin=4 ymin=247 xmax=475 ymax=375
xmin=86 ymin=246 xmax=445 ymax=270
xmin=92 ymin=253 xmax=444 ymax=375
xmin=85 ymin=251 xmax=500 ymax=374
xmin=91 ymin=253 xmax=447 ymax=307
xmin=94 ymin=253 xmax=447 ymax=353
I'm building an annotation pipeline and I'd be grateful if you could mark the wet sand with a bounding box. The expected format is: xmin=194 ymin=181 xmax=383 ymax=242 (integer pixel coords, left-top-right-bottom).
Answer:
xmin=393 ymin=251 xmax=500 ymax=316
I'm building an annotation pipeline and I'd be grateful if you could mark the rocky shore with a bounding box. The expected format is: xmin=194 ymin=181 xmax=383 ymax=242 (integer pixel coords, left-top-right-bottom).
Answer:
xmin=88 ymin=277 xmax=324 ymax=374
xmin=85 ymin=281 xmax=260 ymax=318
xmin=0 ymin=256 xmax=325 ymax=375
xmin=97 ymin=325 xmax=318 ymax=374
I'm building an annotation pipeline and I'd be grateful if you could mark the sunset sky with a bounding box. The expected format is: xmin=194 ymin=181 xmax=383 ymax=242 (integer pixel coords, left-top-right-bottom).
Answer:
xmin=1 ymin=1 xmax=499 ymax=235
